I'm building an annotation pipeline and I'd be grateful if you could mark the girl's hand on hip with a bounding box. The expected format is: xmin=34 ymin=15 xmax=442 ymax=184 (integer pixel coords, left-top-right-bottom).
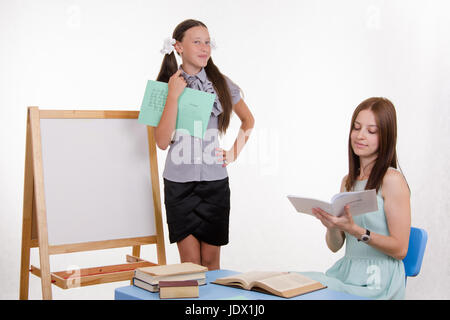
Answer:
xmin=215 ymin=148 xmax=234 ymax=167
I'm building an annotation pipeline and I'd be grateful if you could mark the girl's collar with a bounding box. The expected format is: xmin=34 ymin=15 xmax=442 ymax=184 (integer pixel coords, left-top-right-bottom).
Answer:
xmin=179 ymin=66 xmax=207 ymax=83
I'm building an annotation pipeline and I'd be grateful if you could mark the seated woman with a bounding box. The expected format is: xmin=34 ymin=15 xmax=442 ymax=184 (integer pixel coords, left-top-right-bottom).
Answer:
xmin=299 ymin=97 xmax=411 ymax=299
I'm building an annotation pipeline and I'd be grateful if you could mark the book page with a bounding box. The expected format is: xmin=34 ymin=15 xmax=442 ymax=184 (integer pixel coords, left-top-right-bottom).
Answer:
xmin=155 ymin=272 xmax=206 ymax=282
xmin=176 ymin=87 xmax=215 ymax=139
xmin=138 ymin=262 xmax=207 ymax=277
xmin=214 ymin=271 xmax=285 ymax=289
xmin=138 ymin=80 xmax=169 ymax=127
xmin=255 ymin=273 xmax=318 ymax=293
xmin=331 ymin=189 xmax=378 ymax=217
xmin=287 ymin=196 xmax=332 ymax=216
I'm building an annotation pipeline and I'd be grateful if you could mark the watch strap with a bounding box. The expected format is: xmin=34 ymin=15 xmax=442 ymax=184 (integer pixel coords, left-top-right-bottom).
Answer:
xmin=357 ymin=229 xmax=371 ymax=242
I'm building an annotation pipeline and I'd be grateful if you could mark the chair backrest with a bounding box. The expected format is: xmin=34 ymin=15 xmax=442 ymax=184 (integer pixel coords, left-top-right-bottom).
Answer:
xmin=403 ymin=227 xmax=428 ymax=277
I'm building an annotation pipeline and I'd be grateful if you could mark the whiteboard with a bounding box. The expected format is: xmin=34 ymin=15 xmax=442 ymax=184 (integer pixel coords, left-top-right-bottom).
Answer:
xmin=39 ymin=118 xmax=156 ymax=246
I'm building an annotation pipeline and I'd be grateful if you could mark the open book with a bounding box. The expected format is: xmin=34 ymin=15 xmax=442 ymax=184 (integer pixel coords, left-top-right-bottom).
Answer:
xmin=287 ymin=189 xmax=378 ymax=217
xmin=212 ymin=271 xmax=326 ymax=298
xmin=138 ymin=80 xmax=215 ymax=139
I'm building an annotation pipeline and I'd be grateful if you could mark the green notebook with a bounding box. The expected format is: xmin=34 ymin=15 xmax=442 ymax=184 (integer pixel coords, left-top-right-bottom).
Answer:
xmin=138 ymin=80 xmax=216 ymax=139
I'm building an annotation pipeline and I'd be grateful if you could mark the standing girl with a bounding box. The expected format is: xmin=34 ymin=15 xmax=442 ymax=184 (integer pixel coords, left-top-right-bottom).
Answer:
xmin=155 ymin=19 xmax=254 ymax=270
xmin=300 ymin=97 xmax=411 ymax=299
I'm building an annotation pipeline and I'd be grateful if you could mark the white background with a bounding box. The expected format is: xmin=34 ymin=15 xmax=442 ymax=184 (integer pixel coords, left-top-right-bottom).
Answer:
xmin=1 ymin=0 xmax=449 ymax=299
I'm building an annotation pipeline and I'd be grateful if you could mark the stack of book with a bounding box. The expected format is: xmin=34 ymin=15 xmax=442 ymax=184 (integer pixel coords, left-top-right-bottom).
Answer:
xmin=132 ymin=262 xmax=208 ymax=293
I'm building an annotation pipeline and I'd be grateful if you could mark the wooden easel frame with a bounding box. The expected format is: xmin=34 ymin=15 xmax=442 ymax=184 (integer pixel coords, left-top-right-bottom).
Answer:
xmin=19 ymin=107 xmax=166 ymax=300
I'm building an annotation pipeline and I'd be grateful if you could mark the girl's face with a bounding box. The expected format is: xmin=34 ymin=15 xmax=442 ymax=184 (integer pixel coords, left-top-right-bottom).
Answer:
xmin=176 ymin=26 xmax=211 ymax=71
xmin=351 ymin=109 xmax=380 ymax=159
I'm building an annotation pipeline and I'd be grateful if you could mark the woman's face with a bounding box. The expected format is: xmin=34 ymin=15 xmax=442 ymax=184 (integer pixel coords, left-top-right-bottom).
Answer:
xmin=351 ymin=109 xmax=380 ymax=159
xmin=176 ymin=26 xmax=211 ymax=70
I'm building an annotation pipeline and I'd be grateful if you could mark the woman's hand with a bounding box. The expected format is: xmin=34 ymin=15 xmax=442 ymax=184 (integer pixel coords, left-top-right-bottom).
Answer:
xmin=167 ymin=69 xmax=186 ymax=100
xmin=312 ymin=205 xmax=357 ymax=234
xmin=215 ymin=148 xmax=234 ymax=167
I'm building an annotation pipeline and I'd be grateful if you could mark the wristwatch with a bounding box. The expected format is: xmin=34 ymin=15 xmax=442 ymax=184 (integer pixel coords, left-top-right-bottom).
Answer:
xmin=358 ymin=229 xmax=371 ymax=243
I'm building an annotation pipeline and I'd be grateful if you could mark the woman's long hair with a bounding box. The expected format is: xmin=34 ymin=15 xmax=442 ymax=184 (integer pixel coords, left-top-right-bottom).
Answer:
xmin=345 ymin=97 xmax=400 ymax=192
xmin=156 ymin=19 xmax=233 ymax=134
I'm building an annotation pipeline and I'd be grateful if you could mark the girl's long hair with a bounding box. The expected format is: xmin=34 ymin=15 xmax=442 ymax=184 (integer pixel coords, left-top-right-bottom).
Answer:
xmin=156 ymin=19 xmax=233 ymax=134
xmin=345 ymin=97 xmax=401 ymax=192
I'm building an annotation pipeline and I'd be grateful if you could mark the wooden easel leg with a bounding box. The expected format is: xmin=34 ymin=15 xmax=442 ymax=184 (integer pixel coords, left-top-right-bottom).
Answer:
xmin=29 ymin=107 xmax=53 ymax=300
xmin=132 ymin=245 xmax=141 ymax=258
xmin=20 ymin=111 xmax=35 ymax=299
xmin=147 ymin=127 xmax=167 ymax=266
xmin=19 ymin=242 xmax=31 ymax=300
xmin=37 ymin=248 xmax=52 ymax=299
xmin=130 ymin=245 xmax=141 ymax=284
xmin=156 ymin=240 xmax=166 ymax=265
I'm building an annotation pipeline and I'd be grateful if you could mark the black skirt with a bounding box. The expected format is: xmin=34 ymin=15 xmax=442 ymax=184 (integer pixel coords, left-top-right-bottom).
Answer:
xmin=163 ymin=177 xmax=231 ymax=246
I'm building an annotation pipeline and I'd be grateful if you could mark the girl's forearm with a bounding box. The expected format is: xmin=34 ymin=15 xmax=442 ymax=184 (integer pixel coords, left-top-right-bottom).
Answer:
xmin=326 ymin=228 xmax=345 ymax=252
xmin=348 ymin=224 xmax=408 ymax=260
xmin=154 ymin=95 xmax=178 ymax=150
xmin=229 ymin=120 xmax=254 ymax=160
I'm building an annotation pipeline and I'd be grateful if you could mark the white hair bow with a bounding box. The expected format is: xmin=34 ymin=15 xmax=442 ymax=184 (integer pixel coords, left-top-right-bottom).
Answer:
xmin=160 ymin=38 xmax=176 ymax=55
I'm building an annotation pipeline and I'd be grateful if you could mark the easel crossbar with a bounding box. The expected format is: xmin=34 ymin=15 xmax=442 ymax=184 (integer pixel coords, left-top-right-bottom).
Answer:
xmin=47 ymin=236 xmax=158 ymax=255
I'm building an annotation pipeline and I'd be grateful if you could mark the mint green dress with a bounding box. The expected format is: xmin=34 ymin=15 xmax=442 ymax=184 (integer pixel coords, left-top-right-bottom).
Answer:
xmin=299 ymin=180 xmax=406 ymax=300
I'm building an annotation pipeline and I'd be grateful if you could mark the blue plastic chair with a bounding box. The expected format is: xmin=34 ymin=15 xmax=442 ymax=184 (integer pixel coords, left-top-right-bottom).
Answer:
xmin=403 ymin=227 xmax=428 ymax=284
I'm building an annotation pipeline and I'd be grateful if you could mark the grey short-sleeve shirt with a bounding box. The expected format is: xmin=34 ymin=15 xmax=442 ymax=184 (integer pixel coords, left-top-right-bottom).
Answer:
xmin=162 ymin=67 xmax=242 ymax=182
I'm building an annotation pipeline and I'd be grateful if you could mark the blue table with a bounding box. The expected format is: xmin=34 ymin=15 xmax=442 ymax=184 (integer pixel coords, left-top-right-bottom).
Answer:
xmin=115 ymin=270 xmax=368 ymax=300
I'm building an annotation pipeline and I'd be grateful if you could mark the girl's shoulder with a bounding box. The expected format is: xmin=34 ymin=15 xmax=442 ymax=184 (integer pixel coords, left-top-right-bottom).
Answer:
xmin=383 ymin=167 xmax=405 ymax=184
xmin=223 ymin=74 xmax=240 ymax=90
xmin=223 ymin=75 xmax=242 ymax=104
xmin=381 ymin=167 xmax=410 ymax=197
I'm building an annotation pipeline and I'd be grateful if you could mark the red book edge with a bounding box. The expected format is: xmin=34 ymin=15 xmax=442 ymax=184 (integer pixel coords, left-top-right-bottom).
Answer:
xmin=159 ymin=280 xmax=198 ymax=288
